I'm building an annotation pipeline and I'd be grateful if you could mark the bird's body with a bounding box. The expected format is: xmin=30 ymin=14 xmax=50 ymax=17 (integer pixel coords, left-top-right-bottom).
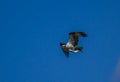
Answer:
xmin=60 ymin=32 xmax=87 ymax=57
xmin=66 ymin=42 xmax=80 ymax=52
xmin=66 ymin=42 xmax=74 ymax=49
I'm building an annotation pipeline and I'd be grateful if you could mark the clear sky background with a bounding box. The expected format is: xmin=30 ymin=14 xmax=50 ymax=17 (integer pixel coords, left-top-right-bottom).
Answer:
xmin=0 ymin=0 xmax=120 ymax=82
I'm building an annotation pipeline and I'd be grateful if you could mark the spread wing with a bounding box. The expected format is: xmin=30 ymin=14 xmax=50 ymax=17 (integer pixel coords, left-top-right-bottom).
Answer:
xmin=69 ymin=32 xmax=87 ymax=46
xmin=60 ymin=45 xmax=69 ymax=57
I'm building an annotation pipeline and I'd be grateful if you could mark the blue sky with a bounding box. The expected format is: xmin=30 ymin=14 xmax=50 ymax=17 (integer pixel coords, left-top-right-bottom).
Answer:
xmin=0 ymin=0 xmax=120 ymax=82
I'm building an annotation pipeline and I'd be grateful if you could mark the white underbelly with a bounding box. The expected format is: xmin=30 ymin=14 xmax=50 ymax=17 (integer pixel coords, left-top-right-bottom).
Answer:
xmin=66 ymin=42 xmax=74 ymax=48
xmin=66 ymin=42 xmax=79 ymax=53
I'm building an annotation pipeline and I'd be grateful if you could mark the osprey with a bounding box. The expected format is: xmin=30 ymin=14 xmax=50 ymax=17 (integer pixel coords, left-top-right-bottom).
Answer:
xmin=60 ymin=32 xmax=87 ymax=57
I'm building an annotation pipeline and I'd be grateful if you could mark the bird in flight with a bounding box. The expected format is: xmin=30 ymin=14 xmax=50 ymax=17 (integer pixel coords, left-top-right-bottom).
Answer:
xmin=60 ymin=32 xmax=87 ymax=57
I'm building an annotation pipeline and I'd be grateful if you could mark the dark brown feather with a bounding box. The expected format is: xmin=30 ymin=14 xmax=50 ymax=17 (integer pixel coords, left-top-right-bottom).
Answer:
xmin=60 ymin=43 xmax=69 ymax=57
xmin=69 ymin=32 xmax=87 ymax=46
